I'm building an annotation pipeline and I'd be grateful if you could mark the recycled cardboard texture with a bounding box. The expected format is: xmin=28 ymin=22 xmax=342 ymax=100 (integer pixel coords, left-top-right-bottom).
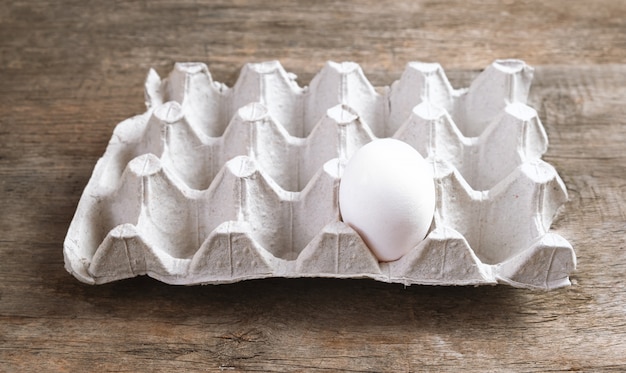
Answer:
xmin=64 ymin=59 xmax=576 ymax=290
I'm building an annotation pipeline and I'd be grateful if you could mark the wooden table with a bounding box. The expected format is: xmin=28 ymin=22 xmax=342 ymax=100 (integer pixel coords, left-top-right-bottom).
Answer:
xmin=1 ymin=1 xmax=625 ymax=371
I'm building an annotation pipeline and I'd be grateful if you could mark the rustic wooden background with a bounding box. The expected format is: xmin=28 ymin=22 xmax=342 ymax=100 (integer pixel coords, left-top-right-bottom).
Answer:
xmin=1 ymin=1 xmax=625 ymax=371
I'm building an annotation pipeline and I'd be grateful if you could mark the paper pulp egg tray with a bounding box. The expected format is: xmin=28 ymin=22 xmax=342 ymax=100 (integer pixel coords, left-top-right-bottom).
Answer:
xmin=64 ymin=59 xmax=576 ymax=290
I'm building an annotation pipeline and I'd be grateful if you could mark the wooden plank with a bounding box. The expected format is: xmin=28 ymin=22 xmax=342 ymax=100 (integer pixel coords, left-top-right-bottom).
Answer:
xmin=1 ymin=1 xmax=625 ymax=371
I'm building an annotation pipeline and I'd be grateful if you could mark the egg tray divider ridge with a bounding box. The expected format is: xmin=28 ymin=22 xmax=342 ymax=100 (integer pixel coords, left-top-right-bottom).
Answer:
xmin=64 ymin=60 xmax=576 ymax=290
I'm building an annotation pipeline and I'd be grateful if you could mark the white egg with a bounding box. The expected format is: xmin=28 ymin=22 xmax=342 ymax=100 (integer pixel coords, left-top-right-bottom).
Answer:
xmin=339 ymin=138 xmax=436 ymax=262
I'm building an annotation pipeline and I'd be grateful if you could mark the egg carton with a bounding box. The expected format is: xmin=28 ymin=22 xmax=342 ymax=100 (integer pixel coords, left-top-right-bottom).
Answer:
xmin=64 ymin=60 xmax=576 ymax=290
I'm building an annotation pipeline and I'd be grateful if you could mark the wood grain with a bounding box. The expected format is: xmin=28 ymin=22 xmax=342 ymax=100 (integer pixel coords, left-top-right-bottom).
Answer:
xmin=1 ymin=1 xmax=625 ymax=371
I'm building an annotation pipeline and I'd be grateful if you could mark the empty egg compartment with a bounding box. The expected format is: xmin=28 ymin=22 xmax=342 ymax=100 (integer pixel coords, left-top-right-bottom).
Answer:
xmin=64 ymin=59 xmax=575 ymax=289
xmin=146 ymin=60 xmax=387 ymax=139
xmin=64 ymin=92 xmax=381 ymax=284
xmin=66 ymin=150 xmax=348 ymax=284
xmin=149 ymin=59 xmax=534 ymax=139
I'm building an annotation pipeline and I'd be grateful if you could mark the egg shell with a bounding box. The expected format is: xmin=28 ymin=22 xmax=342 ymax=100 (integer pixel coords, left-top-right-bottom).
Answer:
xmin=339 ymin=138 xmax=436 ymax=262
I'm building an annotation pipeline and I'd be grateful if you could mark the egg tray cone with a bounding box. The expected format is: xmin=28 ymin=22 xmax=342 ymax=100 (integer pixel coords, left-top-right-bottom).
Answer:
xmin=64 ymin=60 xmax=576 ymax=290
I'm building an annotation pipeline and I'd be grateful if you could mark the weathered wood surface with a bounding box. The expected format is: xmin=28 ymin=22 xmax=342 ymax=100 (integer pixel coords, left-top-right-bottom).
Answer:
xmin=1 ymin=1 xmax=625 ymax=371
